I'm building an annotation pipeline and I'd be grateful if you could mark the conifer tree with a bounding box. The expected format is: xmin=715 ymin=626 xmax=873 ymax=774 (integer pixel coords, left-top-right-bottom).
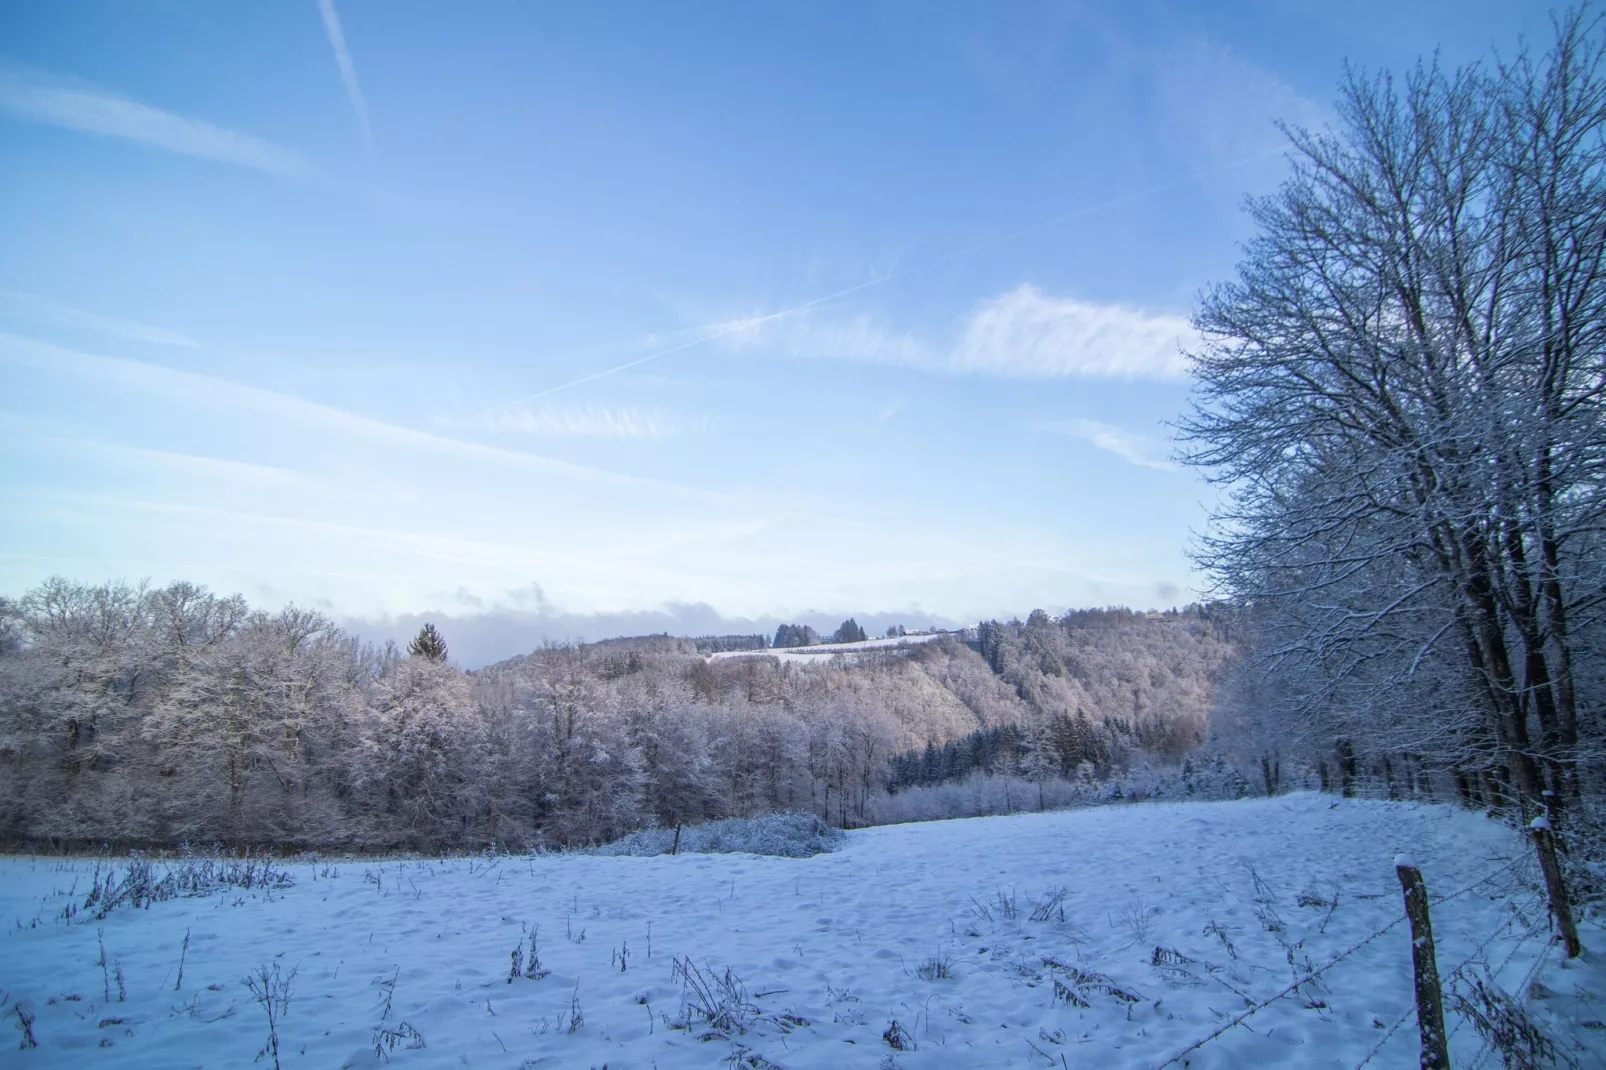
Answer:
xmin=407 ymin=622 xmax=448 ymax=662
xmin=832 ymin=618 xmax=867 ymax=644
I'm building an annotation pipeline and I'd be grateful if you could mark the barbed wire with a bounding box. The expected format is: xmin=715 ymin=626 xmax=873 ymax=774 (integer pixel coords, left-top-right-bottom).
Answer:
xmin=1356 ymin=891 xmax=1548 ymax=1069
xmin=1154 ymin=858 xmax=1530 ymax=1070
xmin=1444 ymin=898 xmax=1550 ymax=1041
xmin=1432 ymin=858 xmax=1527 ymax=906
xmin=1462 ymin=937 xmax=1559 ymax=1070
xmin=1154 ymin=914 xmax=1410 ymax=1068
xmin=1354 ymin=1001 xmax=1420 ymax=1068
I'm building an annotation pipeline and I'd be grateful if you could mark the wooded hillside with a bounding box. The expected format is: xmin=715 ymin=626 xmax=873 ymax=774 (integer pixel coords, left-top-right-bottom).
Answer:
xmin=0 ymin=579 xmax=1238 ymax=850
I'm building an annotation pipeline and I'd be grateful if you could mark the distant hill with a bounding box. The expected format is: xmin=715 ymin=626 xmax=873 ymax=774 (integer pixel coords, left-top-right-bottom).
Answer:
xmin=0 ymin=577 xmax=1240 ymax=850
xmin=478 ymin=605 xmax=1242 ymax=792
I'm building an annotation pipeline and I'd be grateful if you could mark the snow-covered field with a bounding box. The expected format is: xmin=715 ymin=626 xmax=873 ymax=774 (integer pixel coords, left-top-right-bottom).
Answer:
xmin=3 ymin=794 xmax=1601 ymax=1068
xmin=709 ymin=633 xmax=945 ymax=665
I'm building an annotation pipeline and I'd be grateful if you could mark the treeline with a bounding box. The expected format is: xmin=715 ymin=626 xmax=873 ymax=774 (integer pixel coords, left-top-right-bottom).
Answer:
xmin=770 ymin=619 xmax=871 ymax=647
xmin=886 ymin=713 xmax=1118 ymax=792
xmin=885 ymin=608 xmax=1238 ymax=792
xmin=691 ymin=634 xmax=768 ymax=654
xmin=1190 ymin=15 xmax=1606 ymax=833
xmin=0 ymin=578 xmax=1236 ymax=851
xmin=966 ymin=608 xmax=1239 ymax=758
xmin=690 ymin=619 xmax=877 ymax=653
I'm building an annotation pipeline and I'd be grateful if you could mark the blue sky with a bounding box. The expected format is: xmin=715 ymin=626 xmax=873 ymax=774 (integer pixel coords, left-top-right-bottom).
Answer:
xmin=0 ymin=0 xmax=1551 ymax=653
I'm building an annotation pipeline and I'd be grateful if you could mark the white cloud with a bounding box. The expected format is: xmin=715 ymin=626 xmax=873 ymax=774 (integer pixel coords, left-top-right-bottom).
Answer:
xmin=0 ymin=62 xmax=310 ymax=178
xmin=316 ymin=0 xmax=375 ymax=158
xmin=955 ymin=285 xmax=1194 ymax=380
xmin=731 ymin=284 xmax=1194 ymax=382
xmin=438 ymin=404 xmax=697 ymax=438
xmin=1037 ymin=418 xmax=1178 ymax=471
xmin=0 ymin=288 xmax=200 ymax=349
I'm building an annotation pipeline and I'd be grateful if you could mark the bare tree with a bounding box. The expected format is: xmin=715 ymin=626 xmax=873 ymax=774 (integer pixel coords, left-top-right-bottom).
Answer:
xmin=1183 ymin=10 xmax=1606 ymax=950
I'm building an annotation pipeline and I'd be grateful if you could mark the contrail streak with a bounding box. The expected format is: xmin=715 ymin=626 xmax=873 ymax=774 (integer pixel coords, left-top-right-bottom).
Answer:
xmin=500 ymin=147 xmax=1283 ymax=406
xmin=317 ymin=0 xmax=375 ymax=158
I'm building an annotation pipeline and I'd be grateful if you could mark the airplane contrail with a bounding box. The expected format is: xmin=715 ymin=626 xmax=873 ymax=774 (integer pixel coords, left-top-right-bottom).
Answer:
xmin=317 ymin=0 xmax=375 ymax=158
xmin=497 ymin=146 xmax=1284 ymax=407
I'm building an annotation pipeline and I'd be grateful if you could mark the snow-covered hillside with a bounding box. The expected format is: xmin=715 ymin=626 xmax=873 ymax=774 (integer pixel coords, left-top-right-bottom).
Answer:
xmin=709 ymin=632 xmax=946 ymax=665
xmin=3 ymin=795 xmax=1599 ymax=1068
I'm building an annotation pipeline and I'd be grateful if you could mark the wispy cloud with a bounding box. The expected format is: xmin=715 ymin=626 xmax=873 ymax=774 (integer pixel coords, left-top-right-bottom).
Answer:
xmin=35 ymin=437 xmax=311 ymax=488
xmin=731 ymin=284 xmax=1194 ymax=382
xmin=1036 ymin=418 xmax=1178 ymax=471
xmin=729 ymin=310 xmax=933 ymax=368
xmin=0 ymin=288 xmax=200 ymax=349
xmin=1152 ymin=39 xmax=1330 ymax=188
xmin=0 ymin=332 xmax=721 ymax=500
xmin=316 ymin=0 xmax=375 ymax=158
xmin=955 ymin=285 xmax=1194 ymax=380
xmin=0 ymin=62 xmax=310 ymax=178
xmin=438 ymin=404 xmax=698 ymax=438
xmin=494 ymin=309 xmax=810 ymax=407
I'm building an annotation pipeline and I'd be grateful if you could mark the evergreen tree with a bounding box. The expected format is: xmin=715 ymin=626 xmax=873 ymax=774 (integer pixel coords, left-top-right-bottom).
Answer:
xmin=832 ymin=618 xmax=867 ymax=644
xmin=407 ymin=622 xmax=448 ymax=662
xmin=773 ymin=623 xmax=821 ymax=648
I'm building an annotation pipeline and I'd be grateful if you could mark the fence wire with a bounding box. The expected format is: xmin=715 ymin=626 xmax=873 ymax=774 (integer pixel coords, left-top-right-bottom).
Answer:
xmin=1152 ymin=858 xmax=1532 ymax=1070
xmin=1355 ymin=889 xmax=1549 ymax=1069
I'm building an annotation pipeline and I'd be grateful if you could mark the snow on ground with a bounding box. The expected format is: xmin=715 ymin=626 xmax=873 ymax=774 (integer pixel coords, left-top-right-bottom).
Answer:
xmin=3 ymin=794 xmax=1601 ymax=1069
xmin=709 ymin=633 xmax=945 ymax=665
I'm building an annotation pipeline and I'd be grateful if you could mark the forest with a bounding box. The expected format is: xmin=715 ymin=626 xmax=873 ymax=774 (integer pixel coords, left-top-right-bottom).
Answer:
xmin=0 ymin=580 xmax=1237 ymax=851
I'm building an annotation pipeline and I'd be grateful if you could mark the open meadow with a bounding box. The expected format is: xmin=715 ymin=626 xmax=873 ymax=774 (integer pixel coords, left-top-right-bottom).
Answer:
xmin=3 ymin=794 xmax=1600 ymax=1068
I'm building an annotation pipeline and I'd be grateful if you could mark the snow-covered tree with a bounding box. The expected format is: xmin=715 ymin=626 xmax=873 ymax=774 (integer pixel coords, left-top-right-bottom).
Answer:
xmin=1183 ymin=13 xmax=1606 ymax=819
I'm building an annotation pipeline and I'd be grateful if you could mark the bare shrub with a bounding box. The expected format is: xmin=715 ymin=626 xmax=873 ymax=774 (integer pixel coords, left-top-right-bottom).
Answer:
xmin=13 ymin=1004 xmax=37 ymax=1050
xmin=243 ymin=961 xmax=297 ymax=1070
xmin=562 ymin=986 xmax=584 ymax=1034
xmin=1203 ymin=919 xmax=1237 ymax=959
xmin=1151 ymin=946 xmax=1206 ymax=987
xmin=672 ymin=957 xmax=757 ymax=1040
xmin=1451 ymin=969 xmax=1578 ymax=1070
xmin=1044 ymin=959 xmax=1142 ymax=1007
xmin=372 ymin=1020 xmax=425 ymax=1062
xmin=994 ymin=888 xmax=1019 ymax=921
xmin=1117 ymin=896 xmax=1158 ymax=943
xmin=85 ymin=853 xmax=292 ymax=921
xmin=1030 ymin=886 xmax=1068 ymax=923
xmin=524 ymin=925 xmax=549 ymax=979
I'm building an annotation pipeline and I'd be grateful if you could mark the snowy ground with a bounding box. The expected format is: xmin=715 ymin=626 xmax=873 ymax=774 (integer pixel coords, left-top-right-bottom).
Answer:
xmin=708 ymin=633 xmax=945 ymax=665
xmin=3 ymin=794 xmax=1601 ymax=1069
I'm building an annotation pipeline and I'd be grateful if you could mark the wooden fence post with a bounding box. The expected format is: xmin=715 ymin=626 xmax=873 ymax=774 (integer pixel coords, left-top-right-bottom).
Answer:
xmin=670 ymin=823 xmax=682 ymax=856
xmin=1529 ymin=798 xmax=1581 ymax=959
xmin=1396 ymin=858 xmax=1450 ymax=1070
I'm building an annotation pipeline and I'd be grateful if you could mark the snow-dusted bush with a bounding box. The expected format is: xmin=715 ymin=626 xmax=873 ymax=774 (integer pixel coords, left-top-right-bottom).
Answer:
xmin=1098 ymin=753 xmax=1257 ymax=804
xmin=596 ymin=812 xmax=843 ymax=858
xmin=867 ymin=773 xmax=1095 ymax=824
xmin=864 ymin=755 xmax=1273 ymax=826
xmin=80 ymin=851 xmax=294 ymax=920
